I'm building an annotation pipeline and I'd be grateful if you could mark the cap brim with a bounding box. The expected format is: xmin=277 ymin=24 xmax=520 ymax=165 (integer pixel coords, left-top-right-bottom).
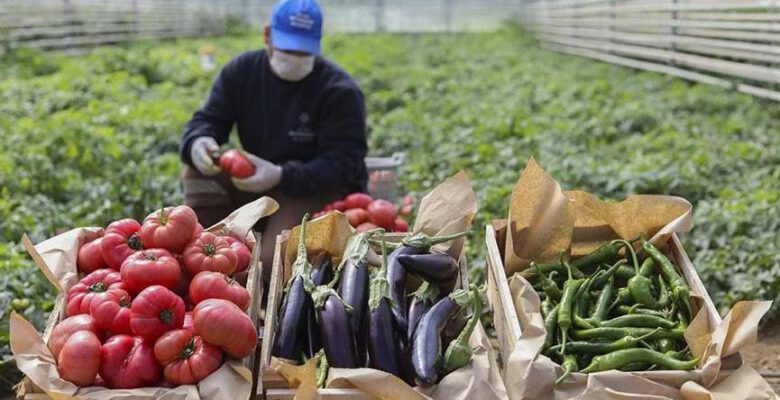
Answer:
xmin=271 ymin=28 xmax=321 ymax=55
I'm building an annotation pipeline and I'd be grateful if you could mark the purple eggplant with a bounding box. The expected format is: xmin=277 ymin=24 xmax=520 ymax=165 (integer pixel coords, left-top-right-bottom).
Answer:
xmin=407 ymin=281 xmax=440 ymax=339
xmin=367 ymin=238 xmax=401 ymax=376
xmin=337 ymin=259 xmax=369 ymax=344
xmin=411 ymin=288 xmax=472 ymax=386
xmin=386 ymin=231 xmax=470 ymax=336
xmin=304 ymin=254 xmax=334 ymax=358
xmin=442 ymin=285 xmax=481 ymax=374
xmin=313 ymin=287 xmax=358 ymax=368
xmin=272 ymin=215 xmax=314 ymax=360
xmin=398 ymin=253 xmax=458 ymax=283
xmin=273 ymin=275 xmax=308 ymax=360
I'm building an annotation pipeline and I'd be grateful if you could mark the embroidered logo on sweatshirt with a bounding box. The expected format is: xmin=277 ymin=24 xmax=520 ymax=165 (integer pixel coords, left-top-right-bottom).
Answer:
xmin=288 ymin=113 xmax=315 ymax=143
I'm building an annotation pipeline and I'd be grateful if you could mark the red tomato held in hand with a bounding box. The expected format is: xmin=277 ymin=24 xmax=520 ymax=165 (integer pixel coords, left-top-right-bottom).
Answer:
xmin=153 ymin=329 xmax=223 ymax=385
xmin=101 ymin=219 xmax=143 ymax=270
xmin=100 ymin=335 xmax=161 ymax=389
xmin=222 ymin=236 xmax=251 ymax=273
xmin=130 ymin=286 xmax=185 ymax=342
xmin=393 ymin=217 xmax=409 ymax=232
xmin=57 ymin=330 xmax=101 ymax=387
xmin=90 ymin=288 xmax=133 ymax=336
xmin=182 ymin=232 xmax=238 ymax=276
xmin=66 ymin=269 xmax=124 ymax=316
xmin=345 ymin=208 xmax=370 ymax=227
xmin=219 ymin=149 xmax=256 ymax=178
xmin=356 ymin=222 xmax=379 ymax=233
xmin=182 ymin=312 xmax=195 ymax=334
xmin=139 ymin=205 xmax=198 ymax=254
xmin=344 ymin=193 xmax=373 ymax=209
xmin=120 ymin=248 xmax=182 ymax=294
xmin=367 ymin=199 xmax=397 ymax=229
xmin=193 ymin=299 xmax=257 ymax=358
xmin=48 ymin=314 xmax=101 ymax=359
xmin=77 ymin=237 xmax=106 ymax=274
xmin=189 ymin=271 xmax=250 ymax=311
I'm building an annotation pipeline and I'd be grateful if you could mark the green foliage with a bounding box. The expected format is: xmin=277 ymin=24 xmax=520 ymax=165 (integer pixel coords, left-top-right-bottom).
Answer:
xmin=0 ymin=26 xmax=778 ymax=387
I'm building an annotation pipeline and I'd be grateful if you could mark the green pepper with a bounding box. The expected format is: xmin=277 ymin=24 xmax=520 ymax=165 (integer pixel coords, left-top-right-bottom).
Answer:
xmin=580 ymin=348 xmax=699 ymax=373
xmin=570 ymin=241 xmax=624 ymax=271
xmin=544 ymin=303 xmax=560 ymax=353
xmin=555 ymin=354 xmax=578 ymax=384
xmin=656 ymin=338 xmax=676 ymax=353
xmin=550 ymin=329 xmax=661 ymax=355
xmin=572 ymin=327 xmax=685 ymax=341
xmin=591 ymin=276 xmax=614 ymax=323
xmin=558 ymin=260 xmax=585 ymax=355
xmin=599 ymin=314 xmax=676 ymax=329
xmin=642 ymin=239 xmax=692 ymax=319
xmin=615 ymin=239 xmax=663 ymax=310
xmin=639 ymin=257 xmax=655 ymax=277
xmin=532 ymin=263 xmax=562 ymax=302
xmin=616 ymin=304 xmax=670 ymax=318
xmin=523 ymin=262 xmax=585 ymax=280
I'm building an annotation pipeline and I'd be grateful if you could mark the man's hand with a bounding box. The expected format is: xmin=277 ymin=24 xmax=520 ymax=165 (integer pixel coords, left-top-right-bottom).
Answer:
xmin=232 ymin=153 xmax=283 ymax=193
xmin=190 ymin=137 xmax=221 ymax=176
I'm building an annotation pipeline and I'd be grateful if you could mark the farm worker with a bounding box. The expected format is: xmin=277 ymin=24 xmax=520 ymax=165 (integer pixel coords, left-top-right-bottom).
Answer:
xmin=179 ymin=0 xmax=368 ymax=284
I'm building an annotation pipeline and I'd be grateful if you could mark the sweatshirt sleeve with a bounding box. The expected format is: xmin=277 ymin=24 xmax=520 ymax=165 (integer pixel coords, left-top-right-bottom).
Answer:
xmin=179 ymin=57 xmax=241 ymax=166
xmin=278 ymin=85 xmax=368 ymax=196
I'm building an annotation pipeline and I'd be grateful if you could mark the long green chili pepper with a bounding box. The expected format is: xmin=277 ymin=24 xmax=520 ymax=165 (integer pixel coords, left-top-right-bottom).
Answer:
xmin=642 ymin=239 xmax=692 ymax=318
xmin=541 ymin=297 xmax=554 ymax=319
xmin=555 ymin=355 xmax=578 ymax=384
xmin=615 ymin=239 xmax=663 ymax=310
xmin=544 ymin=303 xmax=560 ymax=352
xmin=524 ymin=262 xmax=585 ymax=280
xmin=315 ymin=350 xmax=329 ymax=388
xmin=532 ymin=263 xmax=562 ymax=301
xmin=639 ymin=257 xmax=656 ymax=277
xmin=616 ymin=304 xmax=670 ymax=318
xmin=580 ymin=348 xmax=699 ymax=373
xmin=572 ymin=327 xmax=685 ymax=341
xmin=598 ymin=314 xmax=676 ymax=329
xmin=655 ymin=275 xmax=670 ymax=309
xmin=570 ymin=240 xmax=625 ymax=271
xmin=550 ymin=329 xmax=661 ymax=355
xmin=590 ymin=260 xmax=627 ymax=289
xmin=558 ymin=260 xmax=585 ymax=355
xmin=591 ymin=277 xmax=614 ymax=323
xmin=614 ymin=265 xmax=636 ymax=282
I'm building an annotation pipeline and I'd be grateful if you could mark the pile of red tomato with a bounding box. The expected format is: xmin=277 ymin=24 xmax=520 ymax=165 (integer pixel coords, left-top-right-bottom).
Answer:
xmin=313 ymin=193 xmax=413 ymax=233
xmin=52 ymin=205 xmax=257 ymax=389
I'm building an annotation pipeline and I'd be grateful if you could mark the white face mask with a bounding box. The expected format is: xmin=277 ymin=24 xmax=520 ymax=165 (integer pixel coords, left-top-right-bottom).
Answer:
xmin=269 ymin=49 xmax=316 ymax=82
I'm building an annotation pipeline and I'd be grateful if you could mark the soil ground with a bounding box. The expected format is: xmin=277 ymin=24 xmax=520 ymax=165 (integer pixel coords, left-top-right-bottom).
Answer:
xmin=742 ymin=322 xmax=780 ymax=394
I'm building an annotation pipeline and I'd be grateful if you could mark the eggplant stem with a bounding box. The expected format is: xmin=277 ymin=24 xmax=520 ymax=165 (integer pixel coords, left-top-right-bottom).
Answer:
xmin=368 ymin=237 xmax=393 ymax=311
xmin=401 ymin=230 xmax=470 ymax=249
xmin=409 ymin=281 xmax=440 ymax=303
xmin=288 ymin=214 xmax=315 ymax=294
xmin=442 ymin=283 xmax=481 ymax=374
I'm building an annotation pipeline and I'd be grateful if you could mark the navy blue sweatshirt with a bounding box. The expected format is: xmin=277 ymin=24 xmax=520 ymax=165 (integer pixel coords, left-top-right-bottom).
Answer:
xmin=180 ymin=49 xmax=368 ymax=197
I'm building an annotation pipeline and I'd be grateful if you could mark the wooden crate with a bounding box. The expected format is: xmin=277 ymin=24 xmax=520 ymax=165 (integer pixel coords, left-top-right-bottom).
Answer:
xmin=258 ymin=232 xmax=470 ymax=399
xmin=485 ymin=222 xmax=741 ymax=384
xmin=17 ymin=231 xmax=264 ymax=399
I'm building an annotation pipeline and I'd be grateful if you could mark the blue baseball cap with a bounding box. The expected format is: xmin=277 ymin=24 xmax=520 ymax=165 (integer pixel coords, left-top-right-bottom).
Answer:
xmin=270 ymin=0 xmax=323 ymax=55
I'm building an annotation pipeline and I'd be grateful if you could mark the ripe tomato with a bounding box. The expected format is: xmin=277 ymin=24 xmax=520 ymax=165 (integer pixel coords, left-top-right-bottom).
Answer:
xmin=393 ymin=217 xmax=409 ymax=232
xmin=171 ymin=265 xmax=192 ymax=297
xmin=66 ymin=269 xmax=124 ymax=316
xmin=182 ymin=312 xmax=195 ymax=334
xmin=120 ymin=248 xmax=182 ymax=294
xmin=332 ymin=200 xmax=347 ymax=211
xmin=192 ymin=223 xmax=205 ymax=239
xmin=90 ymin=288 xmax=132 ymax=336
xmin=100 ymin=335 xmax=161 ymax=389
xmin=182 ymin=232 xmax=238 ymax=276
xmin=139 ymin=205 xmax=198 ymax=254
xmin=153 ymin=329 xmax=223 ymax=385
xmin=219 ymin=149 xmax=256 ymax=178
xmin=356 ymin=222 xmax=379 ymax=233
xmin=222 ymin=236 xmax=251 ymax=273
xmin=344 ymin=193 xmax=373 ymax=209
xmin=402 ymin=195 xmax=414 ymax=206
xmin=57 ymin=330 xmax=101 ymax=387
xmin=193 ymin=299 xmax=257 ymax=358
xmin=345 ymin=208 xmax=369 ymax=227
xmin=48 ymin=314 xmax=101 ymax=359
xmin=189 ymin=271 xmax=250 ymax=311
xmin=77 ymin=237 xmax=105 ymax=274
xmin=130 ymin=286 xmax=185 ymax=341
xmin=367 ymin=199 xmax=397 ymax=229
xmin=399 ymin=204 xmax=413 ymax=217
xmin=101 ymin=219 xmax=143 ymax=270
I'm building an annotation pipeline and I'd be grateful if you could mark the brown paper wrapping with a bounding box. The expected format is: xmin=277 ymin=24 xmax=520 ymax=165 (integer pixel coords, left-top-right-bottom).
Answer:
xmin=272 ymin=172 xmax=507 ymax=399
xmin=504 ymin=158 xmax=692 ymax=275
xmin=500 ymin=159 xmax=775 ymax=399
xmin=11 ymin=196 xmax=279 ymax=400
